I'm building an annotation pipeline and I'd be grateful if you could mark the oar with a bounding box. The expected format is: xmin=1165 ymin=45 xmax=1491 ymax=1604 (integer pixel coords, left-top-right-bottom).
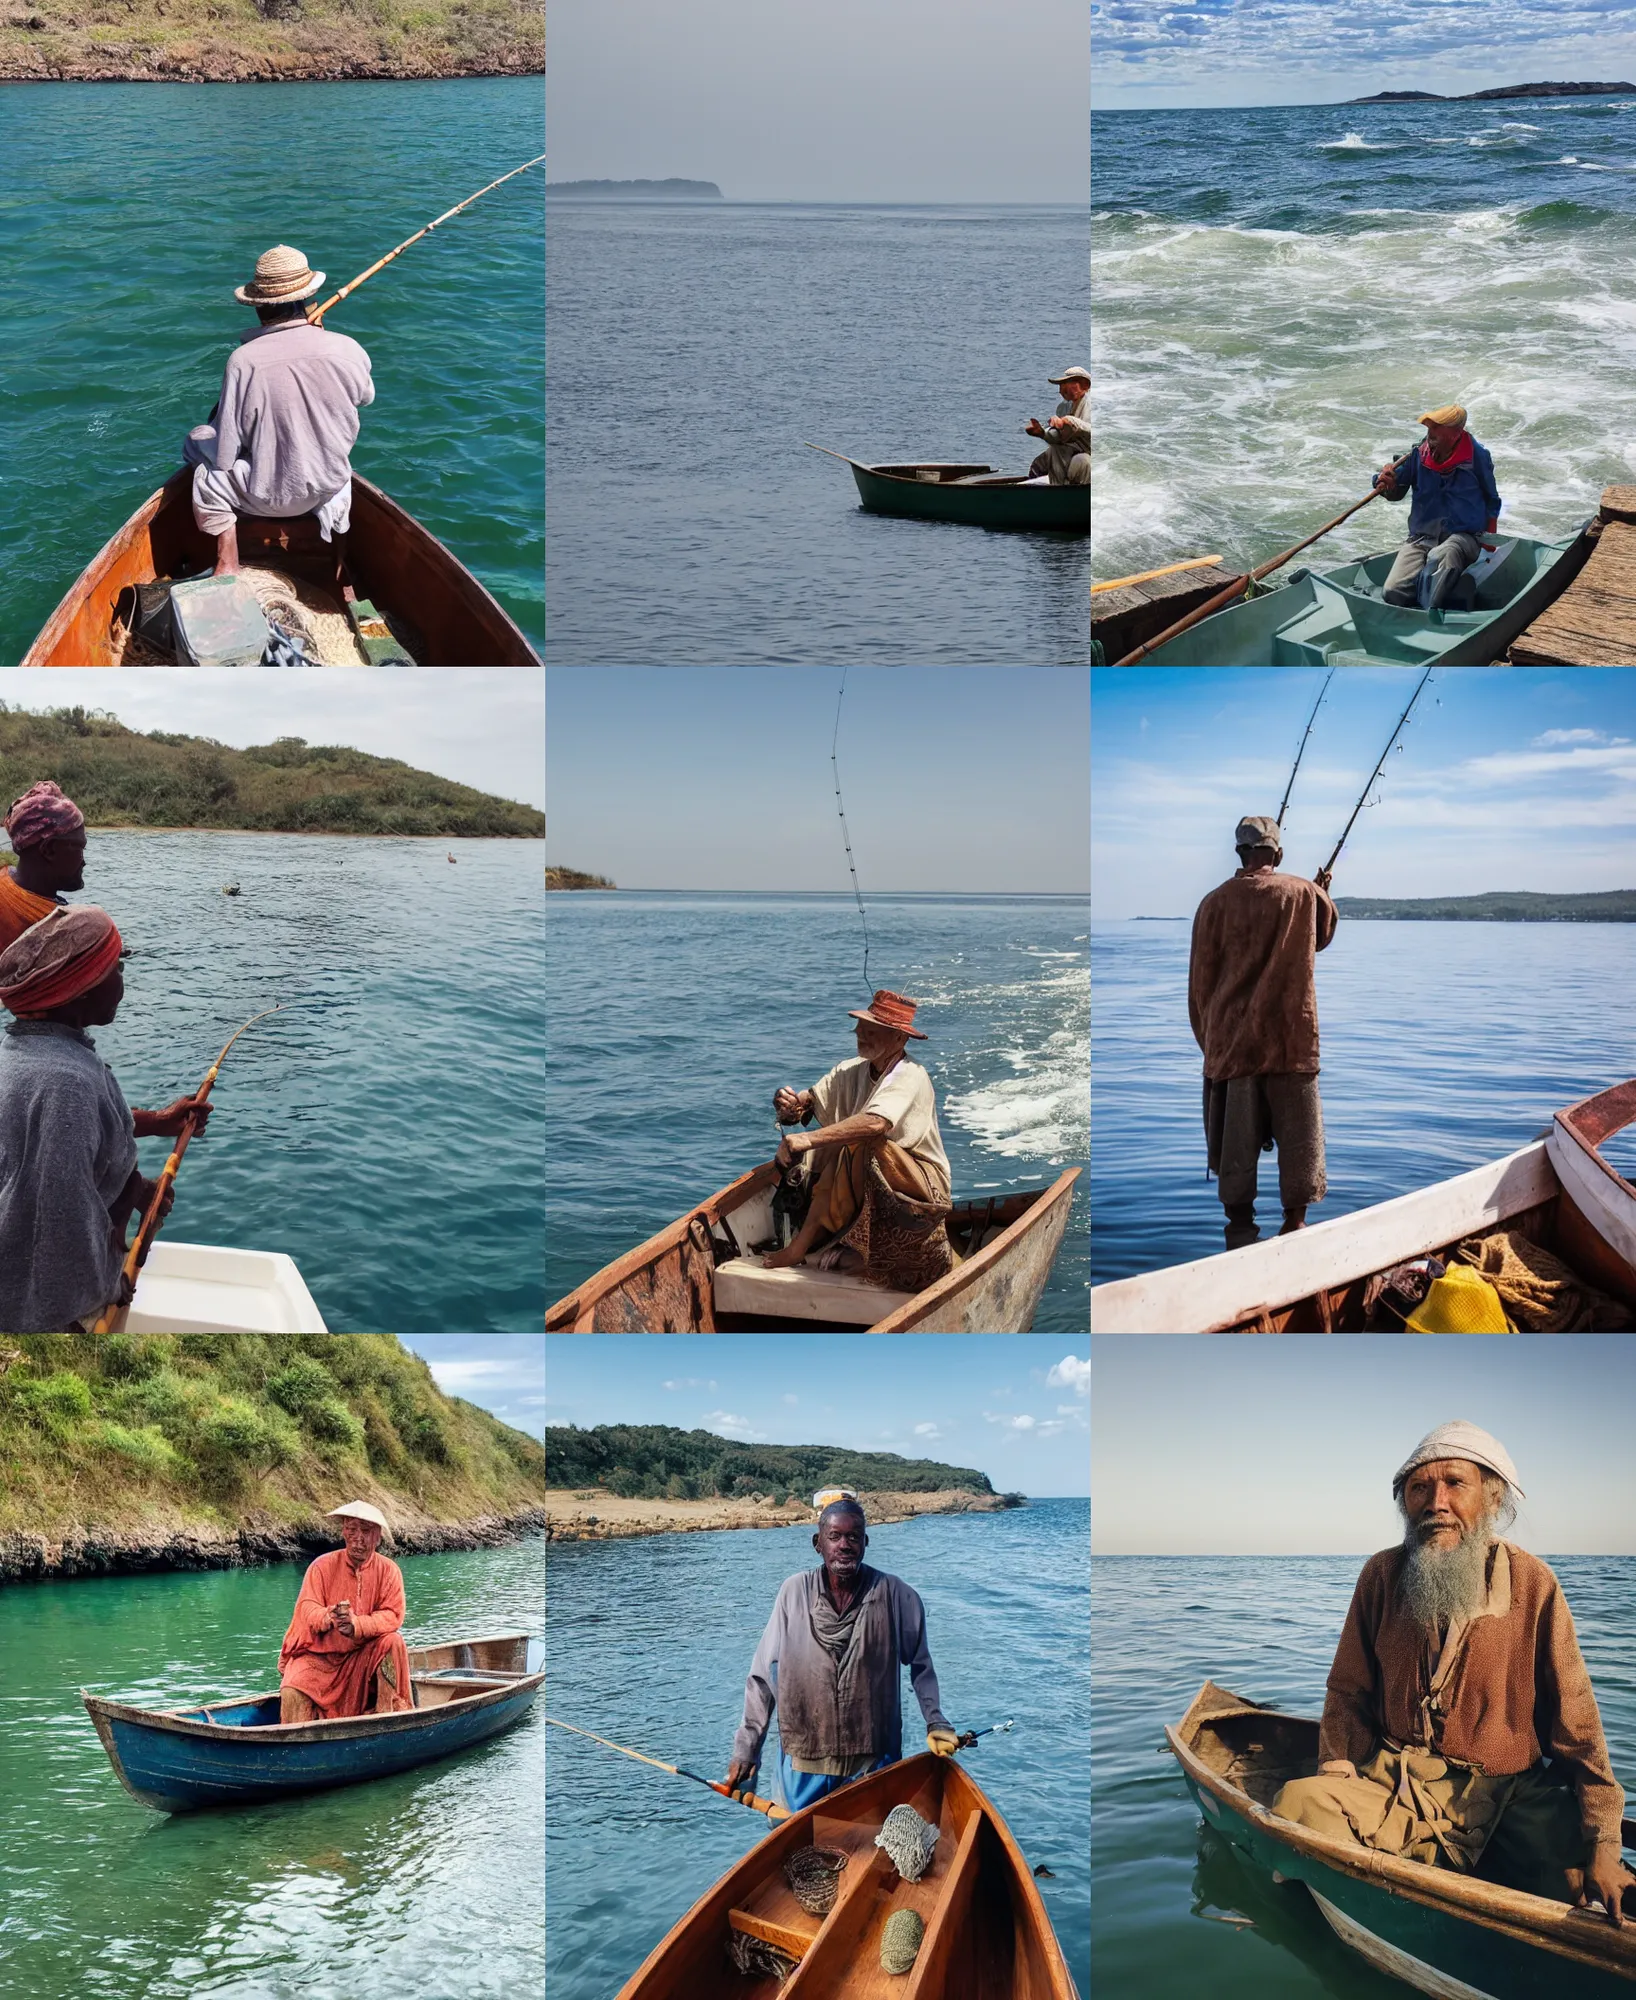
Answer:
xmin=1277 ymin=668 xmax=1335 ymax=828
xmin=92 ymin=1004 xmax=288 ymax=1335
xmin=545 ymin=1717 xmax=792 ymax=1822
xmin=1319 ymin=666 xmax=1433 ymax=877
xmin=308 ymin=152 xmax=547 ymax=326
xmin=1091 ymin=555 xmax=1224 ymax=595
xmin=1112 ymin=450 xmax=1415 ymax=665
xmin=804 ymin=442 xmax=866 ymax=468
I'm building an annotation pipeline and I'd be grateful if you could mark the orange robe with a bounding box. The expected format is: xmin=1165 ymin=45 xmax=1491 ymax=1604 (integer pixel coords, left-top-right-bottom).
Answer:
xmin=0 ymin=872 xmax=59 ymax=954
xmin=278 ymin=1549 xmax=412 ymax=1718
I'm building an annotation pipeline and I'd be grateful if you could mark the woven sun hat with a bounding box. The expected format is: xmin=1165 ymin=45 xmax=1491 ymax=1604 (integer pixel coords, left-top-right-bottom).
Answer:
xmin=1392 ymin=1420 xmax=1524 ymax=1500
xmin=848 ymin=988 xmax=928 ymax=1040
xmin=327 ymin=1500 xmax=388 ymax=1530
xmin=1416 ymin=404 xmax=1467 ymax=430
xmin=235 ymin=244 xmax=325 ymax=306
xmin=1048 ymin=365 xmax=1090 ymax=385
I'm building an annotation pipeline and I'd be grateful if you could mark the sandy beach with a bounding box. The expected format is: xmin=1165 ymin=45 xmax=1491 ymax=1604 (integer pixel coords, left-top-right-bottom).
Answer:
xmin=545 ymin=1487 xmax=1016 ymax=1542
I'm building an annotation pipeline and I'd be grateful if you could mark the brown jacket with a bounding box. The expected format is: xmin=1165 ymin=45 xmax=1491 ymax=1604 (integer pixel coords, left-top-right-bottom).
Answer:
xmin=1319 ymin=1541 xmax=1623 ymax=1844
xmin=1189 ymin=867 xmax=1337 ymax=1079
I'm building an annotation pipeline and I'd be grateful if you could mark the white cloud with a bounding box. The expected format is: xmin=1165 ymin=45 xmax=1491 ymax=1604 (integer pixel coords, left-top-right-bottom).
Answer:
xmin=701 ymin=1409 xmax=765 ymax=1440
xmin=984 ymin=1411 xmax=1037 ymax=1431
xmin=783 ymin=1394 xmax=799 ymax=1406
xmin=663 ymin=1378 xmax=718 ymax=1391
xmin=1533 ymin=728 xmax=1613 ymax=747
xmin=425 ymin=1359 xmax=513 ymax=1389
xmin=1047 ymin=1355 xmax=1092 ymax=1397
xmin=913 ymin=1421 xmax=942 ymax=1439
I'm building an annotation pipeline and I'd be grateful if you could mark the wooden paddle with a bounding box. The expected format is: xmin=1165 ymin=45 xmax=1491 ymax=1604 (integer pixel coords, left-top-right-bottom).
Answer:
xmin=1091 ymin=555 xmax=1224 ymax=595
xmin=545 ymin=1716 xmax=793 ymax=1821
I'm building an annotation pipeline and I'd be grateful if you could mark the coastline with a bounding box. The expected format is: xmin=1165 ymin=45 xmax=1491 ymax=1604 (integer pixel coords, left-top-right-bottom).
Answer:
xmin=1 ymin=57 xmax=541 ymax=83
xmin=545 ymin=1487 xmax=1017 ymax=1543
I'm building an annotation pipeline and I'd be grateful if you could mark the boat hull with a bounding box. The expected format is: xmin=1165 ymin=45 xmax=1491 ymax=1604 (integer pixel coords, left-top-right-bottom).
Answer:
xmin=125 ymin=1241 xmax=327 ymax=1333
xmin=849 ymin=461 xmax=1089 ymax=534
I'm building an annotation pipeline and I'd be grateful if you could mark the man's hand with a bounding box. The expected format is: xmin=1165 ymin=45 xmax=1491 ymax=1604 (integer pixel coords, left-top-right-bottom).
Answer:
xmin=135 ymin=1095 xmax=213 ymax=1140
xmin=132 ymin=1175 xmax=174 ymax=1225
xmin=314 ymin=1611 xmax=335 ymax=1636
xmin=1373 ymin=468 xmax=1399 ymax=497
xmin=1580 ymin=1845 xmax=1628 ymax=1926
xmin=330 ymin=1599 xmax=356 ymax=1638
xmin=1315 ymin=868 xmax=1333 ymax=892
xmin=776 ymin=1132 xmax=811 ymax=1172
xmin=927 ymin=1728 xmax=959 ymax=1758
xmin=723 ymin=1759 xmax=756 ymax=1793
xmin=1024 ymin=418 xmax=1048 ymax=439
xmin=1047 ymin=414 xmax=1069 ymax=432
xmin=774 ymin=1086 xmax=806 ymax=1124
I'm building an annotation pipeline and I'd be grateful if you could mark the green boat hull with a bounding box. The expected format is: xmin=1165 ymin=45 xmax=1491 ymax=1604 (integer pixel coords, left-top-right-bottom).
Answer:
xmin=848 ymin=460 xmax=1089 ymax=534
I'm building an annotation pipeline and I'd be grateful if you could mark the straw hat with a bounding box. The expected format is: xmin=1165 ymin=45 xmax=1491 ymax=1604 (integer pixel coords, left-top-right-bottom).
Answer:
xmin=327 ymin=1500 xmax=388 ymax=1530
xmin=235 ymin=244 xmax=325 ymax=306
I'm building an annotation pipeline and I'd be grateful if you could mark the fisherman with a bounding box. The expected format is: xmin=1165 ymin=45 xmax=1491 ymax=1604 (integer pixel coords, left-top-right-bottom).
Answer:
xmin=0 ymin=782 xmax=86 ymax=954
xmin=722 ymin=1492 xmax=960 ymax=1812
xmin=183 ymin=245 xmax=375 ymax=577
xmin=0 ymin=906 xmax=211 ymax=1334
xmin=1025 ymin=366 xmax=1090 ymax=486
xmin=762 ymin=989 xmax=954 ymax=1290
xmin=1372 ymin=405 xmax=1501 ymax=610
xmin=278 ymin=1501 xmax=414 ymax=1722
xmin=1272 ymin=1422 xmax=1632 ymax=1925
xmin=1188 ymin=815 xmax=1337 ymax=1250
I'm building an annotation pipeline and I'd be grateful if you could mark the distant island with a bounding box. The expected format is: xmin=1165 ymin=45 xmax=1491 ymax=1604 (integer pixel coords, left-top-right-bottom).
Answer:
xmin=547 ymin=866 xmax=615 ymax=891
xmin=1335 ymin=890 xmax=1636 ymax=921
xmin=1350 ymin=81 xmax=1635 ymax=103
xmin=545 ymin=178 xmax=723 ymax=199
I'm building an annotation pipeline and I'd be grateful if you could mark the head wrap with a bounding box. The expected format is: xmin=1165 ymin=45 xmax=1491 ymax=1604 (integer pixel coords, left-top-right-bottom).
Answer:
xmin=0 ymin=905 xmax=122 ymax=1018
xmin=1392 ymin=1420 xmax=1524 ymax=1499
xmin=5 ymin=781 xmax=84 ymax=853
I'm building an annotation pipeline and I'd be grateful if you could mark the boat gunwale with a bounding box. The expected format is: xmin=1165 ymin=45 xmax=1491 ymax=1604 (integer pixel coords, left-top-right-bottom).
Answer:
xmin=1556 ymin=1080 xmax=1636 ymax=1201
xmin=872 ymin=1165 xmax=1081 ymax=1330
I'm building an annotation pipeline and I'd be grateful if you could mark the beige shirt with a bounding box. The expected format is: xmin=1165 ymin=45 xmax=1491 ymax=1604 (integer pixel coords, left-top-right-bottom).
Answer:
xmin=809 ymin=1055 xmax=952 ymax=1203
xmin=1053 ymin=389 xmax=1090 ymax=449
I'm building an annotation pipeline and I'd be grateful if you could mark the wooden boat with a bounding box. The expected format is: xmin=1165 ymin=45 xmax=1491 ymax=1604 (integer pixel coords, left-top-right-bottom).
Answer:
xmin=1130 ymin=528 xmax=1591 ymax=665
xmin=546 ymin=1163 xmax=1081 ymax=1330
xmin=125 ymin=1241 xmax=327 ymax=1333
xmin=615 ymin=1749 xmax=1078 ymax=1999
xmin=22 ymin=467 xmax=540 ymax=666
xmin=1090 ymin=1080 xmax=1636 ymax=1333
xmin=1170 ymin=1680 xmax=1636 ymax=1999
xmin=82 ymin=1632 xmax=541 ymax=1813
xmin=839 ymin=458 xmax=1089 ymax=534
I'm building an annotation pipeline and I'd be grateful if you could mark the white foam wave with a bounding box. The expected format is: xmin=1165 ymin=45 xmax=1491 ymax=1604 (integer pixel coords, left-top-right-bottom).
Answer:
xmin=1318 ymin=131 xmax=1395 ymax=151
xmin=946 ymin=1039 xmax=1089 ymax=1161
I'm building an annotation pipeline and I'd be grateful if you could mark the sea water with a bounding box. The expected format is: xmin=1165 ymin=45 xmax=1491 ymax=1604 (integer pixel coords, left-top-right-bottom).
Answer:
xmin=546 ymin=202 xmax=1090 ymax=664
xmin=545 ymin=892 xmax=1089 ymax=1329
xmin=546 ymin=1499 xmax=1089 ymax=1997
xmin=1092 ymin=98 xmax=1636 ymax=581
xmin=0 ymin=79 xmax=544 ymax=662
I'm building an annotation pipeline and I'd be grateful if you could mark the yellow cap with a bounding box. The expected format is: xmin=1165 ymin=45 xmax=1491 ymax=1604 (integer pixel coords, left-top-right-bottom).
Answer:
xmin=1404 ymin=1266 xmax=1510 ymax=1334
xmin=1416 ymin=404 xmax=1467 ymax=430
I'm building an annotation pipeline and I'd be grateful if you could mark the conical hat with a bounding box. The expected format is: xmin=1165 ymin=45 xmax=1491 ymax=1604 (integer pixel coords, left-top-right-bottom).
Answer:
xmin=327 ymin=1500 xmax=387 ymax=1529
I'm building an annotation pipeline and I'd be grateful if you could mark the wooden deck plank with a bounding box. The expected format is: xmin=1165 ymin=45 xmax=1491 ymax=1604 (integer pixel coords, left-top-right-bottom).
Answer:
xmin=1092 ymin=562 xmax=1241 ymax=661
xmin=1509 ymin=502 xmax=1636 ymax=664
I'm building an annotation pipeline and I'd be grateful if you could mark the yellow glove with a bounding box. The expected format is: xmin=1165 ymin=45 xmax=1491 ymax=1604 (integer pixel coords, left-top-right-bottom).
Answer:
xmin=927 ymin=1727 xmax=959 ymax=1758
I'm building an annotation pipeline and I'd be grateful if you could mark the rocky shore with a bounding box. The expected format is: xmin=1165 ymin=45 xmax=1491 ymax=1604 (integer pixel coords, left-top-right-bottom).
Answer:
xmin=0 ymin=51 xmax=542 ymax=81
xmin=545 ymin=1488 xmax=1016 ymax=1543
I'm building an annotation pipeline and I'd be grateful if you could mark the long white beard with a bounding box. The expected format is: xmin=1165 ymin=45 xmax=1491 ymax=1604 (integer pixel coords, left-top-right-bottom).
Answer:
xmin=1399 ymin=1520 xmax=1495 ymax=1629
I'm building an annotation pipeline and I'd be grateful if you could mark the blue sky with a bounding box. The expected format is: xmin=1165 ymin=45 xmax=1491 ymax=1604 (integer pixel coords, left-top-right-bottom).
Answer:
xmin=1093 ymin=1337 xmax=1636 ymax=1554
xmin=544 ymin=1336 xmax=1091 ymax=1497
xmin=397 ymin=1336 xmax=545 ymax=1439
xmin=1092 ymin=0 xmax=1636 ymax=110
xmin=1091 ymin=667 xmax=1636 ymax=918
xmin=548 ymin=669 xmax=1089 ymax=892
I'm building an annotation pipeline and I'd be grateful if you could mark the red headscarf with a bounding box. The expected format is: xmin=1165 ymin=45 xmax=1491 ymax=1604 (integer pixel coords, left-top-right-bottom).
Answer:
xmin=5 ymin=781 xmax=85 ymax=852
xmin=0 ymin=905 xmax=122 ymax=1017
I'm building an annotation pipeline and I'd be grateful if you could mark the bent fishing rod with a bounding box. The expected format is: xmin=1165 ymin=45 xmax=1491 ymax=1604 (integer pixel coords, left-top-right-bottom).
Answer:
xmin=1320 ymin=667 xmax=1434 ymax=878
xmin=1277 ymin=668 xmax=1335 ymax=828
xmin=308 ymin=152 xmax=546 ymax=326
xmin=92 ymin=1004 xmax=290 ymax=1335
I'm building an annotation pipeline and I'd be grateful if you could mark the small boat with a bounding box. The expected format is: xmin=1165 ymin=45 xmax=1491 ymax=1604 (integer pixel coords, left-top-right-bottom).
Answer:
xmin=547 ymin=1163 xmax=1081 ymax=1330
xmin=1090 ymin=1080 xmax=1636 ymax=1332
xmin=1130 ymin=529 xmax=1591 ymax=664
xmin=125 ymin=1241 xmax=328 ymax=1333
xmin=837 ymin=457 xmax=1089 ymax=534
xmin=1169 ymin=1680 xmax=1636 ymax=2000
xmin=22 ymin=467 xmax=540 ymax=666
xmin=82 ymin=1632 xmax=542 ymax=1813
xmin=615 ymin=1749 xmax=1079 ymax=1999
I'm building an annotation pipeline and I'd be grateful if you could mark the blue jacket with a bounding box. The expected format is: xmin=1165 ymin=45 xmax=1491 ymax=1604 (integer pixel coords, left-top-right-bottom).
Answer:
xmin=1381 ymin=439 xmax=1501 ymax=539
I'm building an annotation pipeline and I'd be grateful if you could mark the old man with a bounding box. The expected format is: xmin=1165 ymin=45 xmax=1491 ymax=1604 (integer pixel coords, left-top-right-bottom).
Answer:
xmin=279 ymin=1502 xmax=414 ymax=1722
xmin=1189 ymin=815 xmax=1337 ymax=1250
xmin=1273 ymin=1422 xmax=1631 ymax=1923
xmin=1373 ymin=404 xmax=1502 ymax=611
xmin=722 ymin=1492 xmax=959 ymax=1812
xmin=763 ymin=988 xmax=954 ymax=1291
xmin=1025 ymin=366 xmax=1090 ymax=486
xmin=1 ymin=782 xmax=87 ymax=955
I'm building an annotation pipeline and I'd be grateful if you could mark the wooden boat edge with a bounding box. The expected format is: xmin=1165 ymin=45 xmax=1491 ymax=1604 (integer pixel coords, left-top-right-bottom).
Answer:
xmin=81 ymin=1666 xmax=544 ymax=1745
xmin=872 ymin=1166 xmax=1081 ymax=1330
xmin=20 ymin=478 xmax=175 ymax=666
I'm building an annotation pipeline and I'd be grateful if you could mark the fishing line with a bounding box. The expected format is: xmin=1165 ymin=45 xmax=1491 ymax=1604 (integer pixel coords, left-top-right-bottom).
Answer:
xmin=831 ymin=668 xmax=871 ymax=996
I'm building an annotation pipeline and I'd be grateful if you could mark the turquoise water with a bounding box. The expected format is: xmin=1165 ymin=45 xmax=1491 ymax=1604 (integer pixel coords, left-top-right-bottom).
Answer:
xmin=66 ymin=831 xmax=544 ymax=1331
xmin=546 ymin=1499 xmax=1089 ymax=1995
xmin=1092 ymin=1552 xmax=1636 ymax=1998
xmin=0 ymin=1540 xmax=544 ymax=1999
xmin=0 ymin=80 xmax=544 ymax=663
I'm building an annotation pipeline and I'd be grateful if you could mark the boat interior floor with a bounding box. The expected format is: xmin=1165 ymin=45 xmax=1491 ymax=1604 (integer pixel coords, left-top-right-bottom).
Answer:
xmin=169 ymin=1673 xmax=521 ymax=1727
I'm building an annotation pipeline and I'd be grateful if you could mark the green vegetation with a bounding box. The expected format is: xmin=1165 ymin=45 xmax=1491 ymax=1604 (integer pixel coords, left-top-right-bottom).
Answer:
xmin=0 ymin=704 xmax=544 ymax=838
xmin=1335 ymin=890 xmax=1636 ymax=921
xmin=546 ymin=1423 xmax=1003 ymax=1507
xmin=546 ymin=866 xmax=615 ymax=890
xmin=0 ymin=1334 xmax=546 ymax=1536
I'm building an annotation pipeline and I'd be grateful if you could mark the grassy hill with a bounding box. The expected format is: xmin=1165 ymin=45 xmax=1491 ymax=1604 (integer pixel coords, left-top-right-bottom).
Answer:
xmin=546 ymin=867 xmax=614 ymax=890
xmin=0 ymin=1332 xmax=546 ymax=1544
xmin=0 ymin=704 xmax=544 ymax=837
xmin=1335 ymin=890 xmax=1636 ymax=921
xmin=0 ymin=0 xmax=543 ymax=80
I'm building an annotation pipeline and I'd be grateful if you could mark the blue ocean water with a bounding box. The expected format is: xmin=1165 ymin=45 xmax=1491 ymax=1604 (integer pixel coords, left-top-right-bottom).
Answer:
xmin=1092 ymin=98 xmax=1636 ymax=580
xmin=546 ymin=202 xmax=1090 ymax=663
xmin=545 ymin=892 xmax=1089 ymax=1329
xmin=1090 ymin=918 xmax=1636 ymax=1282
xmin=1092 ymin=1552 xmax=1636 ymax=1998
xmin=0 ymin=80 xmax=544 ymax=662
xmin=547 ymin=1498 xmax=1089 ymax=1997
xmin=63 ymin=831 xmax=544 ymax=1331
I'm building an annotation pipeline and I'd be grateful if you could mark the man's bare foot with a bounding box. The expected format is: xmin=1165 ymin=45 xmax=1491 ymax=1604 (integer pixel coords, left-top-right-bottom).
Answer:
xmin=760 ymin=1244 xmax=808 ymax=1271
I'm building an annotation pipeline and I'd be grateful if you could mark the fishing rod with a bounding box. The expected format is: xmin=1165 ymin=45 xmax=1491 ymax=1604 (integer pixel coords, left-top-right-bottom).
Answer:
xmin=1320 ymin=667 xmax=1434 ymax=878
xmin=308 ymin=153 xmax=547 ymax=326
xmin=831 ymin=667 xmax=870 ymax=996
xmin=955 ymin=1719 xmax=1015 ymax=1747
xmin=1277 ymin=668 xmax=1335 ymax=828
xmin=545 ymin=1717 xmax=792 ymax=1822
xmin=92 ymin=1004 xmax=290 ymax=1335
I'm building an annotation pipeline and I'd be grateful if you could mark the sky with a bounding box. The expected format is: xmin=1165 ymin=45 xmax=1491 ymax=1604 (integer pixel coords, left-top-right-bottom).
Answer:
xmin=547 ymin=668 xmax=1089 ymax=892
xmin=1092 ymin=1337 xmax=1636 ymax=1554
xmin=1092 ymin=0 xmax=1636 ymax=110
xmin=543 ymin=1335 xmax=1091 ymax=1497
xmin=547 ymin=0 xmax=1088 ymax=202
xmin=1090 ymin=667 xmax=1636 ymax=918
xmin=397 ymin=1335 xmax=545 ymax=1440
xmin=2 ymin=670 xmax=545 ymax=812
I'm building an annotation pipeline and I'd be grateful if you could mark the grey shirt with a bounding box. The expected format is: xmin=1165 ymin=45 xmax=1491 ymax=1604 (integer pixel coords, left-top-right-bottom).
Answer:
xmin=0 ymin=1022 xmax=136 ymax=1332
xmin=213 ymin=320 xmax=375 ymax=516
xmin=731 ymin=1564 xmax=950 ymax=1770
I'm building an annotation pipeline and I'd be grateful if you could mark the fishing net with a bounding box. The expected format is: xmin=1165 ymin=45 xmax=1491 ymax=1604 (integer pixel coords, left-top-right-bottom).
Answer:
xmin=726 ymin=1929 xmax=797 ymax=1982
xmin=874 ymin=1804 xmax=940 ymax=1882
xmin=783 ymin=1844 xmax=848 ymax=1914
xmin=880 ymin=1907 xmax=925 ymax=1975
xmin=238 ymin=567 xmax=368 ymax=666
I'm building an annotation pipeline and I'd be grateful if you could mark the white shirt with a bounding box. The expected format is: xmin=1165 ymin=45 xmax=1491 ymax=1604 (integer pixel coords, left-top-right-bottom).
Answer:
xmin=809 ymin=1054 xmax=952 ymax=1203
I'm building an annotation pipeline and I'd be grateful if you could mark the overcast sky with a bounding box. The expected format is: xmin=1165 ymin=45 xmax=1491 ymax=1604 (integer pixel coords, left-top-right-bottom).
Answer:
xmin=2 ymin=670 xmax=544 ymax=811
xmin=1092 ymin=0 xmax=1636 ymax=110
xmin=548 ymin=0 xmax=1088 ymax=202
xmin=1093 ymin=1337 xmax=1636 ymax=1553
xmin=548 ymin=668 xmax=1088 ymax=891
xmin=398 ymin=1335 xmax=545 ymax=1439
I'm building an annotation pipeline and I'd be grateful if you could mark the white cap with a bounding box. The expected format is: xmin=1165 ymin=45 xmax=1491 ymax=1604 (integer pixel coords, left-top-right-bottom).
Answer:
xmin=1392 ymin=1421 xmax=1523 ymax=1499
xmin=1048 ymin=366 xmax=1090 ymax=386
xmin=327 ymin=1500 xmax=388 ymax=1529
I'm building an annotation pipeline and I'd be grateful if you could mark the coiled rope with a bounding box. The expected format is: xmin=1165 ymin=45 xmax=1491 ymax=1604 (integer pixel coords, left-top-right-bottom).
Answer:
xmin=784 ymin=1844 xmax=848 ymax=1914
xmin=881 ymin=1907 xmax=925 ymax=1975
xmin=874 ymin=1803 xmax=940 ymax=1882
xmin=726 ymin=1930 xmax=797 ymax=1981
